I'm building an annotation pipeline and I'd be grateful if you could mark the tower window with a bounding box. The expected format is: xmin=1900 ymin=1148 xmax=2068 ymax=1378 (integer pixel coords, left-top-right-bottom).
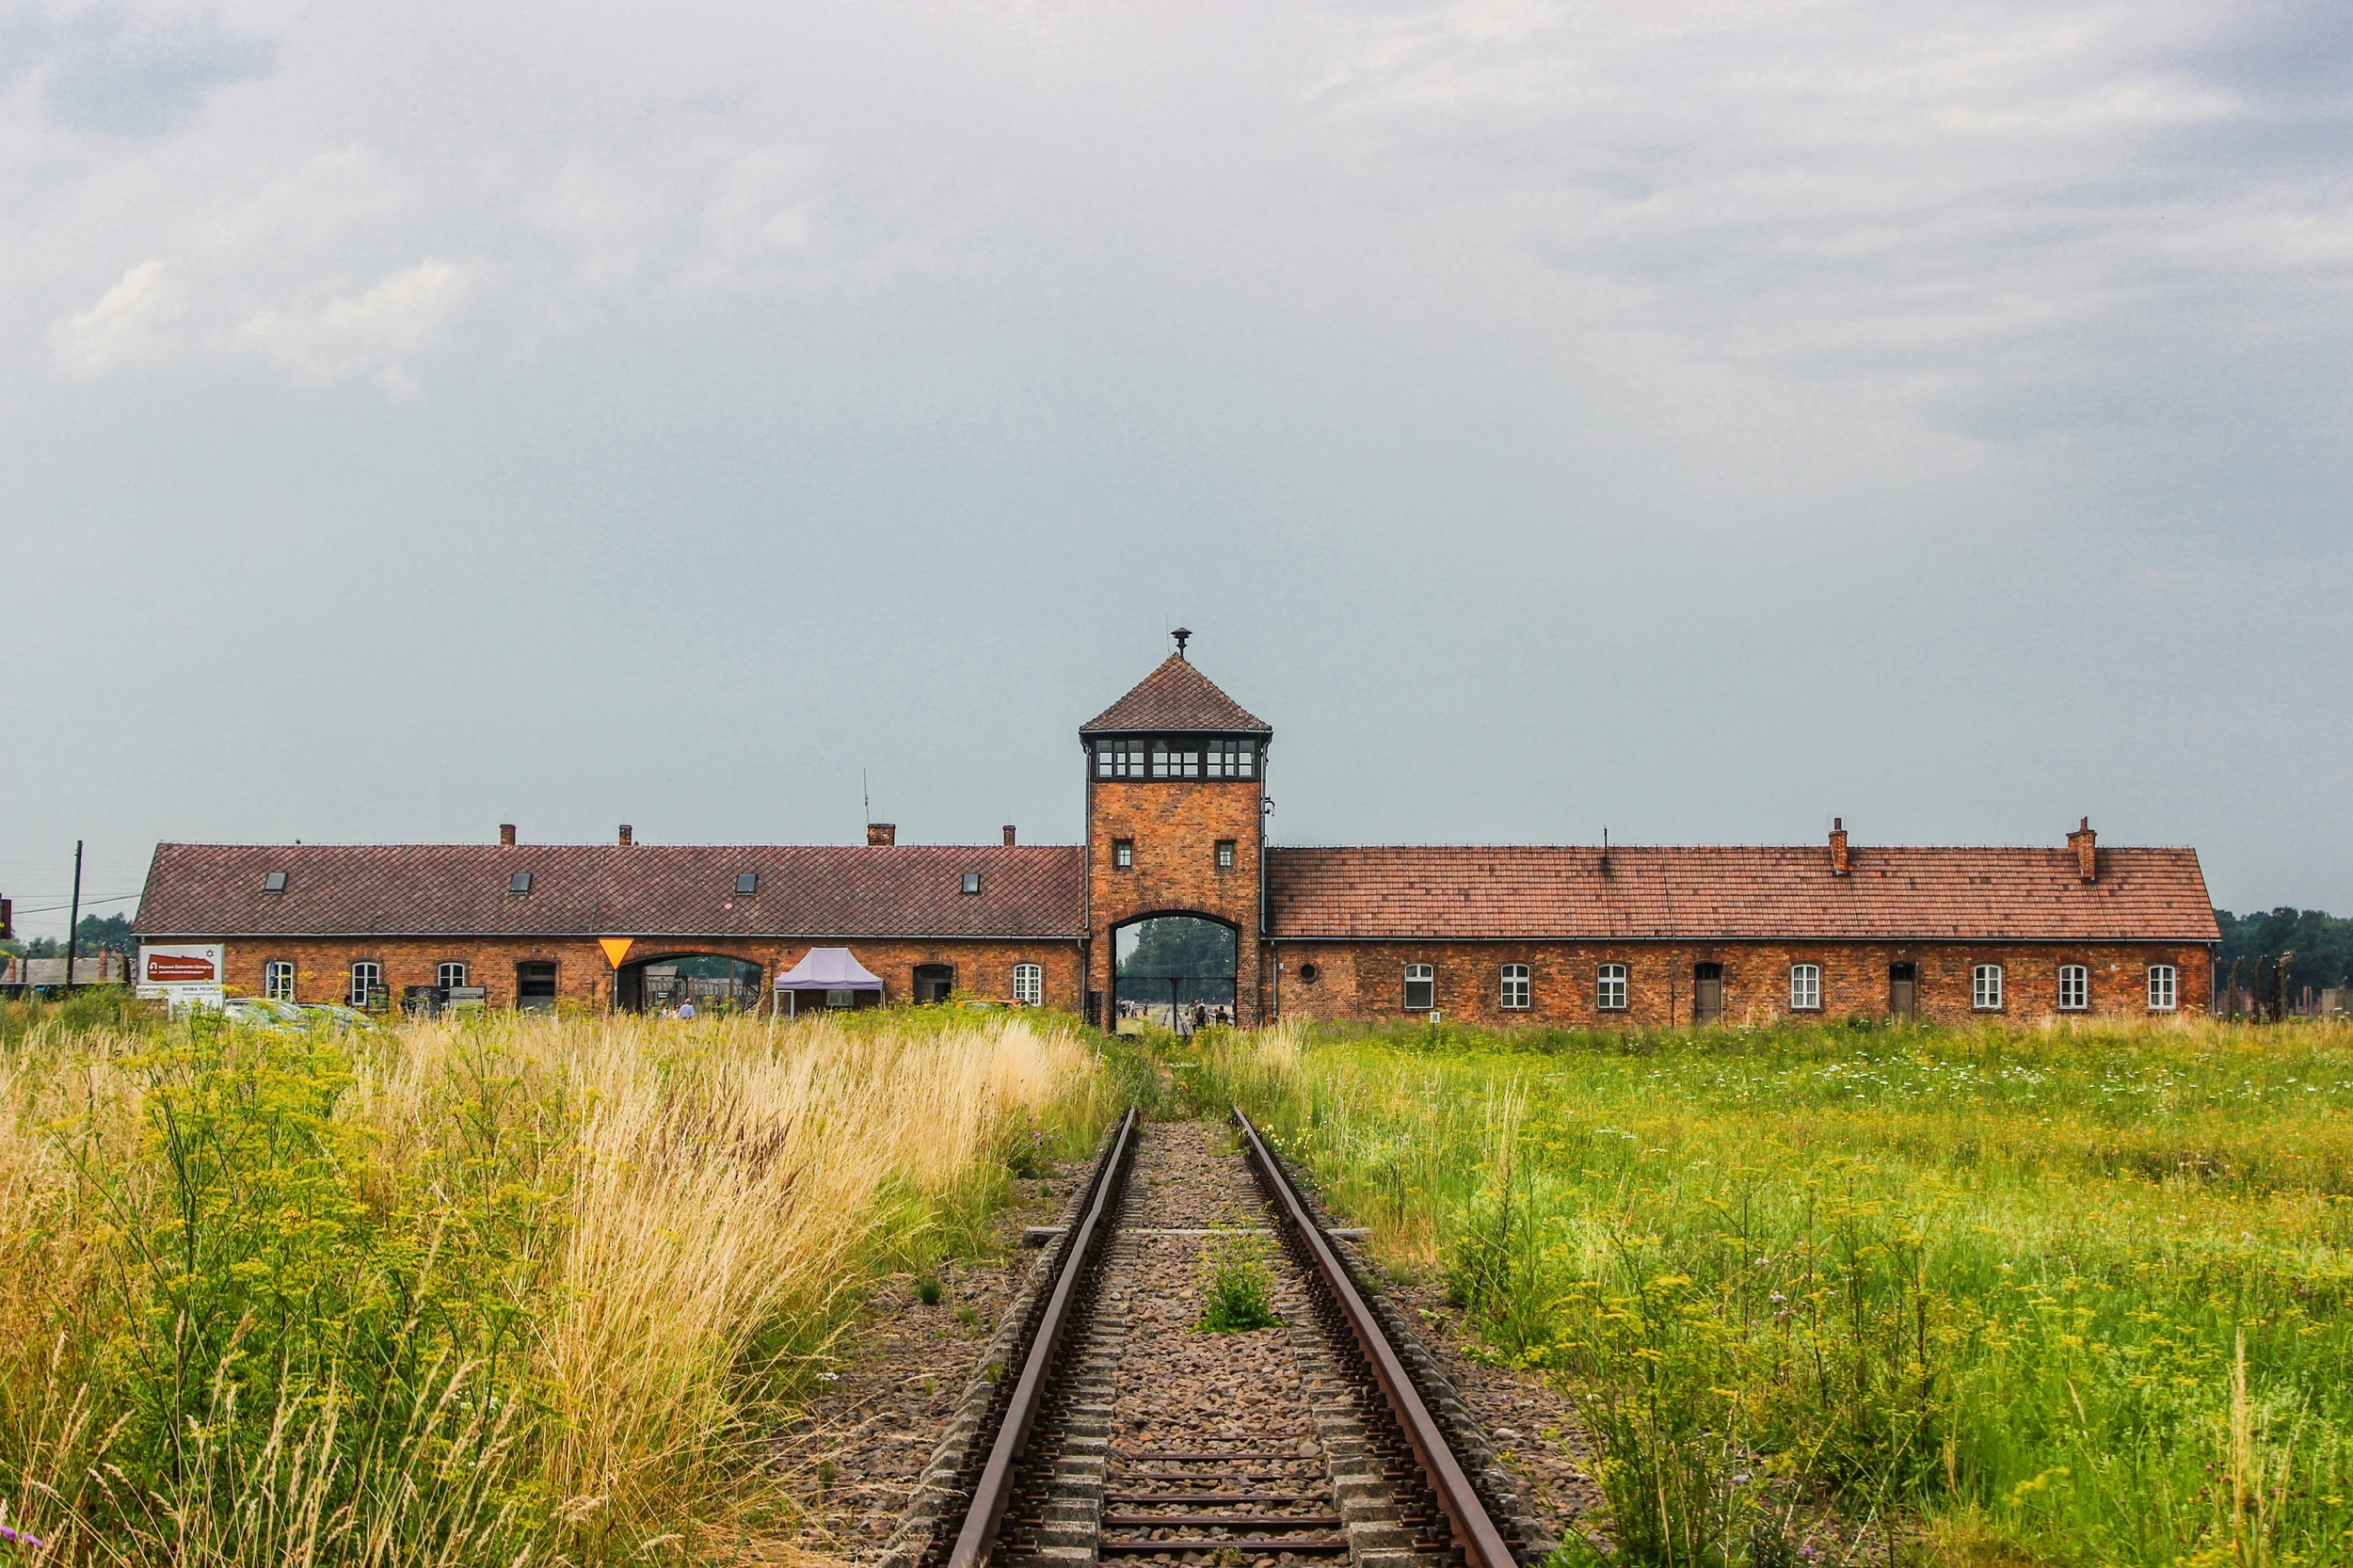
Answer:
xmin=1596 ymin=963 xmax=1628 ymax=1011
xmin=1096 ymin=740 xmax=1146 ymax=778
xmin=1215 ymin=840 xmax=1236 ymax=871
xmin=1012 ymin=963 xmax=1043 ymax=1005
xmin=1500 ymin=964 xmax=1530 ymax=1010
xmin=2058 ymin=964 xmax=2089 ymax=1011
xmin=1207 ymin=740 xmax=1255 ymax=777
xmin=1402 ymin=964 xmax=1435 ymax=1011
xmin=2147 ymin=964 xmax=2177 ymax=1011
xmin=1150 ymin=741 xmax=1202 ymax=778
xmin=1112 ymin=839 xmax=1134 ymax=870
xmin=1789 ymin=964 xmax=1821 ymax=1011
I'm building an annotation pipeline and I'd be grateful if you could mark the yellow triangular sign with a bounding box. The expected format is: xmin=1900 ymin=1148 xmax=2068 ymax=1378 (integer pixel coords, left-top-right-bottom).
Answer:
xmin=599 ymin=937 xmax=635 ymax=968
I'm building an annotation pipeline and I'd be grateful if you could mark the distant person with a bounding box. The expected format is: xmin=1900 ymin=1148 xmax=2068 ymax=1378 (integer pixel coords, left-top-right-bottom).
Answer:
xmin=677 ymin=1000 xmax=696 ymax=1020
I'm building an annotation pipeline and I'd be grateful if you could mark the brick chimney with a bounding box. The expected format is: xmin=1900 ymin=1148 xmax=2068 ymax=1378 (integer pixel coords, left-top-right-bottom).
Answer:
xmin=499 ymin=823 xmax=517 ymax=847
xmin=2068 ymin=816 xmax=2097 ymax=881
xmin=1829 ymin=817 xmax=1849 ymax=876
xmin=617 ymin=824 xmax=633 ymax=846
xmin=867 ymin=823 xmax=897 ymax=847
xmin=1002 ymin=824 xmax=1017 ymax=847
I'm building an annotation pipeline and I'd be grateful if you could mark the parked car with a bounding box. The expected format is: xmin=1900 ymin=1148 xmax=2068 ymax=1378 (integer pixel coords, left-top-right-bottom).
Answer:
xmin=297 ymin=1002 xmax=380 ymax=1032
xmin=218 ymin=997 xmax=309 ymax=1032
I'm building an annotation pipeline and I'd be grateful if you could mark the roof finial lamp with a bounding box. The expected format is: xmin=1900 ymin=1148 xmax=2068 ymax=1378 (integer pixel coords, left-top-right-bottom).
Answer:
xmin=1172 ymin=626 xmax=1192 ymax=659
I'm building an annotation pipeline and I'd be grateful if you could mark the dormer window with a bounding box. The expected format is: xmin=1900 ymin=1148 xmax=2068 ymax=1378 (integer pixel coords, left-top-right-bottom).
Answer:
xmin=508 ymin=872 xmax=533 ymax=894
xmin=735 ymin=872 xmax=759 ymax=895
xmin=961 ymin=872 xmax=982 ymax=895
xmin=261 ymin=872 xmax=288 ymax=893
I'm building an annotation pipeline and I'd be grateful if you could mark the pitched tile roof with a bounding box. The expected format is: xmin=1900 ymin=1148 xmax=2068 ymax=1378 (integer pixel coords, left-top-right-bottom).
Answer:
xmin=1080 ymin=655 xmax=1272 ymax=735
xmin=134 ymin=842 xmax=1086 ymax=940
xmin=1265 ymin=844 xmax=2218 ymax=943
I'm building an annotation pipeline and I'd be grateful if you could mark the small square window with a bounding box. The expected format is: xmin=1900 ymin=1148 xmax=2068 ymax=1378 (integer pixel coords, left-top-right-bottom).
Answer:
xmin=1403 ymin=963 xmax=1434 ymax=1011
xmin=1501 ymin=964 xmax=1530 ymax=1010
xmin=1112 ymin=839 xmax=1134 ymax=871
xmin=508 ymin=872 xmax=533 ymax=894
xmin=1215 ymin=840 xmax=1237 ymax=871
xmin=736 ymin=872 xmax=759 ymax=895
xmin=961 ymin=872 xmax=982 ymax=895
xmin=262 ymin=871 xmax=288 ymax=893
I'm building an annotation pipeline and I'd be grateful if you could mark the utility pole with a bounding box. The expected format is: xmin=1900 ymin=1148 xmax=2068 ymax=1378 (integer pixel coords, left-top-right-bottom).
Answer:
xmin=65 ymin=840 xmax=83 ymax=988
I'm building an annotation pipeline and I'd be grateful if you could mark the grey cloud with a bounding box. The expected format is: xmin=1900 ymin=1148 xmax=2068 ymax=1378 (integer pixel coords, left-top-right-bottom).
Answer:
xmin=3 ymin=5 xmax=275 ymax=136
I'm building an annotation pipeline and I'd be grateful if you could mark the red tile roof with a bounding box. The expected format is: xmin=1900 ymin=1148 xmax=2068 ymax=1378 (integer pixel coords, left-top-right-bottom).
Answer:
xmin=1265 ymin=844 xmax=2218 ymax=943
xmin=134 ymin=842 xmax=1086 ymax=940
xmin=1080 ymin=655 xmax=1272 ymax=735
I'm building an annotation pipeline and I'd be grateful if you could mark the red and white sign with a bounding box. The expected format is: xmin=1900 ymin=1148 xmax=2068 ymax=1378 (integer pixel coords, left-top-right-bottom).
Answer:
xmin=137 ymin=945 xmax=225 ymax=1008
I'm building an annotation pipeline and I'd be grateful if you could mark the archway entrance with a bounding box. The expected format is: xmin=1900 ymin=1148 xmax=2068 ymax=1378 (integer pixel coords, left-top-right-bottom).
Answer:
xmin=1112 ymin=914 xmax=1237 ymax=1034
xmin=616 ymin=952 xmax=763 ymax=1014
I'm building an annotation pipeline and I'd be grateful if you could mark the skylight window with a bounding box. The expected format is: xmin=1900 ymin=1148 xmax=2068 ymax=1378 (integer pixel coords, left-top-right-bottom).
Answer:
xmin=736 ymin=872 xmax=759 ymax=895
xmin=261 ymin=872 xmax=288 ymax=893
xmin=961 ymin=872 xmax=981 ymax=895
xmin=508 ymin=872 xmax=533 ymax=894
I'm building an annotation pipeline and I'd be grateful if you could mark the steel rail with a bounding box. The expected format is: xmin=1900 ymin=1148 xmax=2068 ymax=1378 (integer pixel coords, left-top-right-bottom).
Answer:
xmin=944 ymin=1106 xmax=1141 ymax=1568
xmin=1235 ymin=1108 xmax=1520 ymax=1568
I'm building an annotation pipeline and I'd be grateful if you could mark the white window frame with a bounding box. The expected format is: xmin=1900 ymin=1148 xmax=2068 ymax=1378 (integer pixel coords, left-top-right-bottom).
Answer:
xmin=1972 ymin=963 xmax=2004 ymax=1011
xmin=438 ymin=961 xmax=469 ymax=989
xmin=2147 ymin=964 xmax=2177 ymax=1011
xmin=264 ymin=960 xmax=295 ymax=1001
xmin=2057 ymin=963 xmax=2089 ymax=1012
xmin=1012 ymin=963 xmax=1043 ymax=1006
xmin=1595 ymin=963 xmax=1629 ymax=1012
xmin=349 ymin=961 xmax=382 ymax=1008
xmin=1402 ymin=964 xmax=1435 ymax=1011
xmin=1789 ymin=964 xmax=1821 ymax=1012
xmin=1500 ymin=964 xmax=1530 ymax=1010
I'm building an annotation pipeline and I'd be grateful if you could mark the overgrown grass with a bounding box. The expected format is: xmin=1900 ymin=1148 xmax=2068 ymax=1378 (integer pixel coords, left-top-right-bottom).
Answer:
xmin=1183 ymin=1017 xmax=2353 ymax=1568
xmin=0 ymin=1001 xmax=1123 ymax=1564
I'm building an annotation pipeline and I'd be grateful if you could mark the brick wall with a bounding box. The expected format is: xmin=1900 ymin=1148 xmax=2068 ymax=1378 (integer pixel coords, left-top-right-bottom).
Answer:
xmin=220 ymin=936 xmax=1087 ymax=1012
xmin=1087 ymin=775 xmax=1264 ymax=1025
xmin=1268 ymin=940 xmax=2212 ymax=1026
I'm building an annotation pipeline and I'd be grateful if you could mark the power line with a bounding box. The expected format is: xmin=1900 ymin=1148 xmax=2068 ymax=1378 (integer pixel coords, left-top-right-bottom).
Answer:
xmin=8 ymin=892 xmax=140 ymax=916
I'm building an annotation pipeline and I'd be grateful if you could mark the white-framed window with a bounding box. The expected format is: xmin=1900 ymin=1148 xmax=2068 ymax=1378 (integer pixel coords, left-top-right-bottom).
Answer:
xmin=1096 ymin=740 xmax=1146 ymax=778
xmin=438 ymin=961 xmax=469 ymax=989
xmin=1972 ymin=964 xmax=2004 ymax=1010
xmin=1402 ymin=964 xmax=1435 ymax=1011
xmin=1596 ymin=963 xmax=1628 ymax=1011
xmin=2058 ymin=964 xmax=2089 ymax=1012
xmin=1215 ymin=840 xmax=1237 ymax=871
xmin=264 ymin=960 xmax=295 ymax=1001
xmin=1500 ymin=964 xmax=1530 ymax=1010
xmin=1206 ymin=740 xmax=1256 ymax=777
xmin=349 ymin=961 xmax=382 ymax=1008
xmin=1150 ymin=741 xmax=1203 ymax=778
xmin=1112 ymin=839 xmax=1134 ymax=871
xmin=2147 ymin=964 xmax=2177 ymax=1011
xmin=1789 ymin=964 xmax=1821 ymax=1011
xmin=1012 ymin=963 xmax=1043 ymax=1006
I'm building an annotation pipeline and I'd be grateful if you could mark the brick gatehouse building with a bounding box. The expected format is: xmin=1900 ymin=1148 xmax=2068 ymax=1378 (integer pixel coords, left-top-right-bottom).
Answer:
xmin=135 ymin=640 xmax=2218 ymax=1025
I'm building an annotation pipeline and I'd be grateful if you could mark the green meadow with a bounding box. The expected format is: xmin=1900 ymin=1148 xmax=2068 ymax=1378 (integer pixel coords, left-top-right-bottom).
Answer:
xmin=1179 ymin=1018 xmax=2353 ymax=1568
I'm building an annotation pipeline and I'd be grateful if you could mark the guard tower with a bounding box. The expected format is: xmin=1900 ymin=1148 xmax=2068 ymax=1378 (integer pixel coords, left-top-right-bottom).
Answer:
xmin=1080 ymin=631 xmax=1271 ymax=1028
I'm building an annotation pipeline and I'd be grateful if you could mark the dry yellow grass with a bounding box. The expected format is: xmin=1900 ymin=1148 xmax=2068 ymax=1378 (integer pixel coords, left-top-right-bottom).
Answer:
xmin=0 ymin=1004 xmax=1117 ymax=1565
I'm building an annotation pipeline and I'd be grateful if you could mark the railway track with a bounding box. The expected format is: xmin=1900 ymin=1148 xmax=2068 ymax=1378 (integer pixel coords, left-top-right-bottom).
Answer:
xmin=887 ymin=1111 xmax=1546 ymax=1568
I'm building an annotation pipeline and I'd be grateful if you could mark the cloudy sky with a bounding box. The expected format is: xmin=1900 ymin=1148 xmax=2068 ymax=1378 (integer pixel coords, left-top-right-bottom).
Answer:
xmin=3 ymin=0 xmax=2348 ymax=936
